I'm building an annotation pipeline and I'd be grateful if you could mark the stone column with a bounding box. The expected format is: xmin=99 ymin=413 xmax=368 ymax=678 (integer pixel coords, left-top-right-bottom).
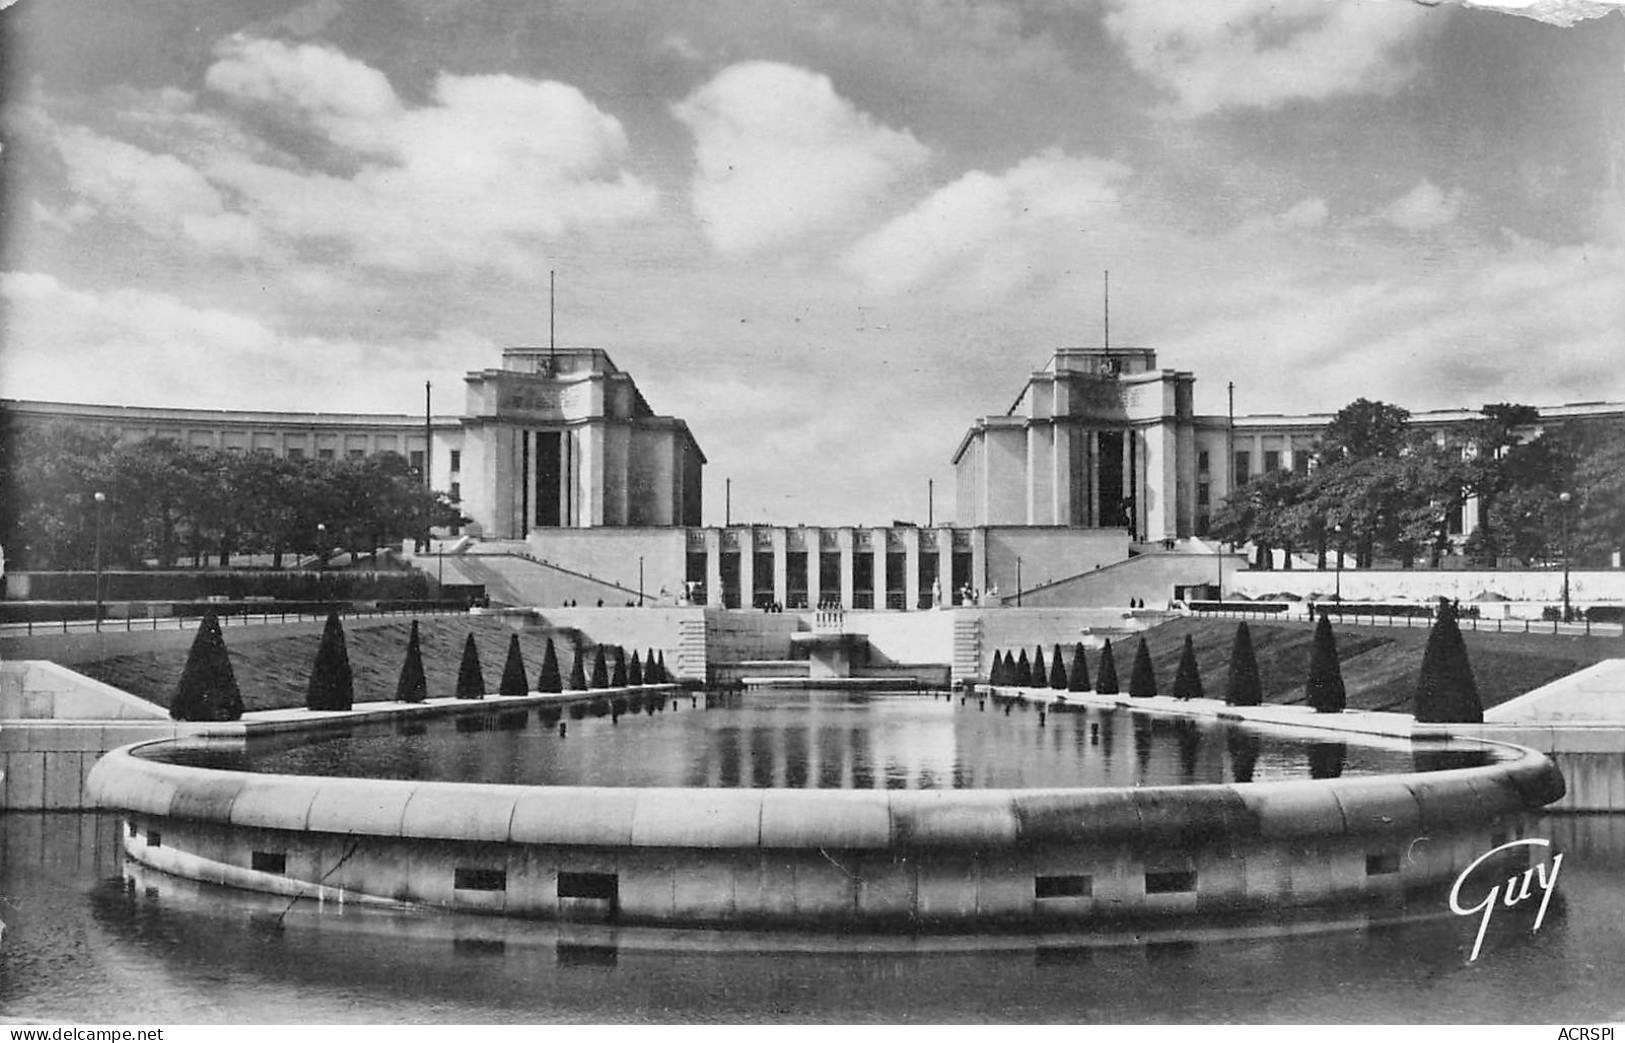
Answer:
xmin=773 ymin=527 xmax=789 ymax=609
xmin=704 ymin=528 xmax=722 ymax=609
xmin=903 ymin=527 xmax=920 ymax=612
xmin=872 ymin=528 xmax=887 ymax=610
xmin=839 ymin=528 xmax=854 ymax=610
xmin=739 ymin=529 xmax=755 ymax=610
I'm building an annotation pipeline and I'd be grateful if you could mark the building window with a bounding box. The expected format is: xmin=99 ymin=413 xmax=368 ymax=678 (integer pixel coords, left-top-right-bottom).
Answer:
xmin=1264 ymin=450 xmax=1280 ymax=473
xmin=450 ymin=482 xmax=461 ymax=503
xmin=347 ymin=449 xmax=366 ymax=461
xmin=287 ymin=447 xmax=305 ymax=461
xmin=409 ymin=450 xmax=424 ymax=473
xmin=450 ymin=450 xmax=461 ymax=472
xmin=1197 ymin=482 xmax=1210 ymax=508
xmin=1234 ymin=451 xmax=1251 ymax=486
xmin=1197 ymin=450 xmax=1209 ymax=475
xmin=318 ymin=448 xmax=335 ymax=461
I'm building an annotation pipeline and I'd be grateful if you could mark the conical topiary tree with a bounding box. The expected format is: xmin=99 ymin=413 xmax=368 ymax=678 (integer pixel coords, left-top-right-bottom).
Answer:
xmin=1068 ymin=642 xmax=1090 ymax=692
xmin=567 ymin=644 xmax=588 ymax=690
xmin=538 ymin=637 xmax=562 ymax=693
xmin=1172 ymin=634 xmax=1204 ymax=701
xmin=988 ymin=651 xmax=1004 ymax=685
xmin=1015 ymin=649 xmax=1032 ymax=687
xmin=1096 ymin=639 xmax=1120 ymax=695
xmin=396 ymin=620 xmax=428 ymax=704
xmin=1031 ymin=645 xmax=1047 ymax=688
xmin=499 ymin=633 xmax=529 ymax=696
xmin=1306 ymin=612 xmax=1347 ymax=714
xmin=306 ymin=611 xmax=354 ymax=711
xmin=455 ymin=633 xmax=486 ymax=699
xmin=629 ymin=650 xmax=644 ymax=686
xmin=999 ymin=651 xmax=1014 ymax=685
xmin=1049 ymin=643 xmax=1068 ymax=689
xmin=1415 ymin=598 xmax=1483 ymax=723
xmin=591 ymin=646 xmax=610 ymax=689
xmin=170 ymin=612 xmax=243 ymax=721
xmin=611 ymin=646 xmax=628 ymax=688
xmin=1128 ymin=637 xmax=1157 ymax=698
xmin=656 ymin=650 xmax=669 ymax=683
xmin=1224 ymin=622 xmax=1262 ymax=707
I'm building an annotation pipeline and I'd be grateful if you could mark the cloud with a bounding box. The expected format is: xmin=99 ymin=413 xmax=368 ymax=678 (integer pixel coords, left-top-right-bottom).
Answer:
xmin=0 ymin=271 xmax=496 ymax=412
xmin=44 ymin=122 xmax=264 ymax=256
xmin=1101 ymin=0 xmax=1436 ymax=116
xmin=672 ymin=61 xmax=931 ymax=258
xmin=33 ymin=37 xmax=657 ymax=276
xmin=842 ymin=150 xmax=1129 ymax=297
xmin=1381 ymin=178 xmax=1465 ymax=230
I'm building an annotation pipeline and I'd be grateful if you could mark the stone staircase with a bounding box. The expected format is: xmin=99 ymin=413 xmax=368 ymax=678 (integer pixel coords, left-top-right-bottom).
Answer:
xmin=952 ymin=614 xmax=983 ymax=684
xmin=675 ymin=615 xmax=708 ymax=683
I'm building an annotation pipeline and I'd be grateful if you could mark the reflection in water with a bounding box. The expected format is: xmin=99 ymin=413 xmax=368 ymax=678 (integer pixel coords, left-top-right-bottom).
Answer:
xmin=1309 ymin=742 xmax=1347 ymax=780
xmin=143 ymin=690 xmax=1503 ymax=791
xmin=3 ymin=811 xmax=1619 ymax=1024
xmin=1228 ymin=730 xmax=1261 ymax=784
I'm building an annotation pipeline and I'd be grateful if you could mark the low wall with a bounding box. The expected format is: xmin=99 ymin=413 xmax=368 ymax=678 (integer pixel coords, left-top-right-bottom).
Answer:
xmin=89 ymin=735 xmax=1562 ymax=930
xmin=1231 ymin=568 xmax=1625 ymax=606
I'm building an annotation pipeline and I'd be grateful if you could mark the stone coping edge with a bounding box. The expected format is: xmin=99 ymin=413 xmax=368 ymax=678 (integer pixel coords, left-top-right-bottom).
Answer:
xmin=88 ymin=729 xmax=1564 ymax=853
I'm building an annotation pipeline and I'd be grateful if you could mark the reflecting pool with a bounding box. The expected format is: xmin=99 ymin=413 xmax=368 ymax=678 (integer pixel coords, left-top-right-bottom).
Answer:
xmin=141 ymin=689 xmax=1496 ymax=789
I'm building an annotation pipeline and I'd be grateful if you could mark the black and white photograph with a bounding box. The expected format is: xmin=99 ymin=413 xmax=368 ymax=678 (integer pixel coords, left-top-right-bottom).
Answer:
xmin=2 ymin=0 xmax=1624 ymax=1029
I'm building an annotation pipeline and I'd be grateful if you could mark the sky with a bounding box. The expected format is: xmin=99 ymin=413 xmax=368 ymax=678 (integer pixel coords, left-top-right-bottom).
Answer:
xmin=2 ymin=0 xmax=1623 ymax=527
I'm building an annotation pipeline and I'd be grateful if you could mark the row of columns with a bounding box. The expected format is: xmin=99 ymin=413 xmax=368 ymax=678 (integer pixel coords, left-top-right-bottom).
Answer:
xmin=695 ymin=527 xmax=977 ymax=610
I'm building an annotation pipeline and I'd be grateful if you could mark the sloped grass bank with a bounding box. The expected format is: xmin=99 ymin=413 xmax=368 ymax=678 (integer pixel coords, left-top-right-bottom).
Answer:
xmin=69 ymin=617 xmax=596 ymax=713
xmin=1129 ymin=617 xmax=1619 ymax=712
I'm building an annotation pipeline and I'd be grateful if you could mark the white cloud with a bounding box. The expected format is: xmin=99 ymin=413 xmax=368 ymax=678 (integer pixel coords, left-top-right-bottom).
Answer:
xmin=0 ymin=271 xmax=496 ymax=412
xmin=672 ymin=61 xmax=931 ymax=258
xmin=1381 ymin=178 xmax=1465 ymax=230
xmin=1101 ymin=0 xmax=1436 ymax=116
xmin=34 ymin=38 xmax=657 ymax=276
xmin=46 ymin=123 xmax=264 ymax=256
xmin=843 ymin=150 xmax=1129 ymax=297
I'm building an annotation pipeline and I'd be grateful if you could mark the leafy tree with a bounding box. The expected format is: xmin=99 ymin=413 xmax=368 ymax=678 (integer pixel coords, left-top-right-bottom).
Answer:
xmin=396 ymin=620 xmax=428 ymax=703
xmin=1306 ymin=612 xmax=1346 ymax=713
xmin=170 ymin=612 xmax=243 ymax=721
xmin=1128 ymin=638 xmax=1157 ymax=698
xmin=1172 ymin=635 xmax=1203 ymax=700
xmin=499 ymin=633 xmax=529 ymax=696
xmin=455 ymin=633 xmax=486 ymax=699
xmin=306 ymin=611 xmax=354 ymax=711
xmin=1224 ymin=622 xmax=1262 ymax=707
xmin=1096 ymin=640 xmax=1120 ymax=695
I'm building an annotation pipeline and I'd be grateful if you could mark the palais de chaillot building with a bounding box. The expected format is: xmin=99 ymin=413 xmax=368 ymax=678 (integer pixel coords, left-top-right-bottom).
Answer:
xmin=5 ymin=344 xmax=1618 ymax=610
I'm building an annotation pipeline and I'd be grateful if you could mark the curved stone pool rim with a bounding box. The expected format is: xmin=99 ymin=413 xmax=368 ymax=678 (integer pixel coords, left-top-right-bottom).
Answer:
xmin=88 ymin=689 xmax=1566 ymax=933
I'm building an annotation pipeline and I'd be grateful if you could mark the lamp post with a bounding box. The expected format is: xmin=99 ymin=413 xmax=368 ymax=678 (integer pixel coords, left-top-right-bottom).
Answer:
xmin=638 ymin=556 xmax=645 ymax=606
xmin=93 ymin=491 xmax=106 ymax=631
xmin=1016 ymin=556 xmax=1022 ymax=608
xmin=316 ymin=523 xmax=327 ymax=570
xmin=1559 ymin=491 xmax=1572 ymax=622
xmin=1333 ymin=523 xmax=1344 ymax=604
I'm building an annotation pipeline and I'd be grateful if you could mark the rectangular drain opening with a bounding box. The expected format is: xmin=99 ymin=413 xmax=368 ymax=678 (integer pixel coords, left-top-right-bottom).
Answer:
xmin=1365 ymin=852 xmax=1400 ymax=876
xmin=1035 ymin=874 xmax=1091 ymax=899
xmin=454 ymin=868 xmax=507 ymax=892
xmin=147 ymin=830 xmax=162 ymax=848
xmin=1144 ymin=870 xmax=1196 ymax=894
xmin=251 ymin=851 xmax=287 ymax=875
xmin=557 ymin=871 xmax=618 ymax=901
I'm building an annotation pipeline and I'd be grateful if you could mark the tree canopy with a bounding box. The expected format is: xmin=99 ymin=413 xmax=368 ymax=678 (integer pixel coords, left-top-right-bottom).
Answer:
xmin=2 ymin=420 xmax=465 ymax=570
